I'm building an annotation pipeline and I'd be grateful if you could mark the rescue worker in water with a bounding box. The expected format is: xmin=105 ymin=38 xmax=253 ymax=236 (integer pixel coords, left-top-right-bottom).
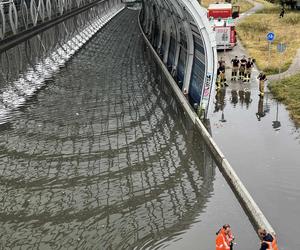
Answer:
xmin=231 ymin=56 xmax=239 ymax=81
xmin=258 ymin=228 xmax=279 ymax=250
xmin=257 ymin=72 xmax=267 ymax=97
xmin=239 ymin=55 xmax=247 ymax=80
xmin=216 ymin=224 xmax=235 ymax=250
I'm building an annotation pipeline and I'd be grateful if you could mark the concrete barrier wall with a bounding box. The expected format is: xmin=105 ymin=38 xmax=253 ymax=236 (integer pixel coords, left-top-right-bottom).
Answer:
xmin=138 ymin=9 xmax=276 ymax=237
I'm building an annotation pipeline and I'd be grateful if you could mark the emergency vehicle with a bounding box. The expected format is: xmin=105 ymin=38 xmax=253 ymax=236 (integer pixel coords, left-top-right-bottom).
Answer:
xmin=207 ymin=3 xmax=240 ymax=50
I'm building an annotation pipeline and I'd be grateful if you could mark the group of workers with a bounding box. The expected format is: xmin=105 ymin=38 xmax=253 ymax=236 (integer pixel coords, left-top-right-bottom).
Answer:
xmin=216 ymin=55 xmax=267 ymax=97
xmin=231 ymin=55 xmax=255 ymax=82
xmin=216 ymin=224 xmax=279 ymax=250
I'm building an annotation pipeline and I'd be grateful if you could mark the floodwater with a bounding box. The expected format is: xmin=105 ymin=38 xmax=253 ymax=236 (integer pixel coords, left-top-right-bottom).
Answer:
xmin=209 ymin=50 xmax=300 ymax=250
xmin=0 ymin=9 xmax=258 ymax=249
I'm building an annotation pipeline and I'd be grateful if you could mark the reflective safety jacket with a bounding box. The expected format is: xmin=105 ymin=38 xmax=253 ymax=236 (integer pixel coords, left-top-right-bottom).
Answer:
xmin=261 ymin=233 xmax=279 ymax=250
xmin=216 ymin=229 xmax=231 ymax=250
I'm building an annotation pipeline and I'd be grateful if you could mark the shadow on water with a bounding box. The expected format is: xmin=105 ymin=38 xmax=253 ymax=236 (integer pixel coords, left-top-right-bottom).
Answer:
xmin=0 ymin=9 xmax=217 ymax=249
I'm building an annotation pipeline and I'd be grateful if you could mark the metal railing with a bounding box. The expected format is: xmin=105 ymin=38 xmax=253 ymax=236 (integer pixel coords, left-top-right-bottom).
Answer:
xmin=0 ymin=0 xmax=123 ymax=121
xmin=0 ymin=0 xmax=110 ymax=40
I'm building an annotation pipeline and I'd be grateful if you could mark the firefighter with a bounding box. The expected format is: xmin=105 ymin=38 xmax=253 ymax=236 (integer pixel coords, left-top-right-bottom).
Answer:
xmin=216 ymin=67 xmax=223 ymax=89
xmin=218 ymin=57 xmax=226 ymax=68
xmin=257 ymin=71 xmax=267 ymax=97
xmin=244 ymin=58 xmax=254 ymax=82
xmin=231 ymin=56 xmax=239 ymax=81
xmin=216 ymin=67 xmax=221 ymax=89
xmin=258 ymin=228 xmax=279 ymax=250
xmin=239 ymin=55 xmax=247 ymax=80
xmin=216 ymin=224 xmax=235 ymax=250
xmin=217 ymin=63 xmax=228 ymax=88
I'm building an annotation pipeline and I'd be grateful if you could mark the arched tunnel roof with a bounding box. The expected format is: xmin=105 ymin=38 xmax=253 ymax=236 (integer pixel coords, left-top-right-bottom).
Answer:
xmin=140 ymin=0 xmax=217 ymax=116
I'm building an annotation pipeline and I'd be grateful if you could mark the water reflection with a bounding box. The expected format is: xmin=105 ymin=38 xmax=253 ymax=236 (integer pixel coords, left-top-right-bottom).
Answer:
xmin=213 ymin=87 xmax=253 ymax=123
xmin=272 ymin=101 xmax=281 ymax=130
xmin=214 ymin=88 xmax=226 ymax=113
xmin=0 ymin=9 xmax=215 ymax=249
xmin=255 ymin=94 xmax=272 ymax=122
xmin=238 ymin=89 xmax=245 ymax=106
xmin=244 ymin=89 xmax=252 ymax=108
xmin=256 ymin=96 xmax=265 ymax=121
xmin=230 ymin=89 xmax=252 ymax=109
xmin=230 ymin=89 xmax=238 ymax=107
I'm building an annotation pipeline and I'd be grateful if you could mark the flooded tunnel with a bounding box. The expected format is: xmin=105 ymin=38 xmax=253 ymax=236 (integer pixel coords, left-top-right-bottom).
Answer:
xmin=0 ymin=1 xmax=260 ymax=249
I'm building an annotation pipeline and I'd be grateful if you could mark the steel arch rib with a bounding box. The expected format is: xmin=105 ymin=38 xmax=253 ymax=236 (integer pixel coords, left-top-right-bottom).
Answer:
xmin=178 ymin=0 xmax=217 ymax=113
xmin=140 ymin=0 xmax=217 ymax=116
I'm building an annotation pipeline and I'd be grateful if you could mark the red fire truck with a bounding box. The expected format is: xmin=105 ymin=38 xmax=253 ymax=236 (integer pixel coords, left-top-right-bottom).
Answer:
xmin=208 ymin=3 xmax=240 ymax=50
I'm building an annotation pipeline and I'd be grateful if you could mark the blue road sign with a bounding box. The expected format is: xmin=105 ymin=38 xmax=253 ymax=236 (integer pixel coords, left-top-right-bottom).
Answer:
xmin=277 ymin=43 xmax=286 ymax=53
xmin=267 ymin=32 xmax=275 ymax=42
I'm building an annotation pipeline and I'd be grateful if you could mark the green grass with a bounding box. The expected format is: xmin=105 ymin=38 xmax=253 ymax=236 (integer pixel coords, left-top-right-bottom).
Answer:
xmin=237 ymin=1 xmax=300 ymax=75
xmin=269 ymin=73 xmax=300 ymax=125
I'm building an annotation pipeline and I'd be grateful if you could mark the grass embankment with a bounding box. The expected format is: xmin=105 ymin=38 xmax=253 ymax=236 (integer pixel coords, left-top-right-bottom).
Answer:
xmin=237 ymin=1 xmax=300 ymax=75
xmin=269 ymin=73 xmax=300 ymax=125
xmin=237 ymin=0 xmax=300 ymax=125
xmin=200 ymin=0 xmax=253 ymax=13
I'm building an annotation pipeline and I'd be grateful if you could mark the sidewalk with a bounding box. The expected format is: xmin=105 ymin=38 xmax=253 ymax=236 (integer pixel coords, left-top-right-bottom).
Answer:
xmin=208 ymin=2 xmax=300 ymax=250
xmin=268 ymin=48 xmax=300 ymax=81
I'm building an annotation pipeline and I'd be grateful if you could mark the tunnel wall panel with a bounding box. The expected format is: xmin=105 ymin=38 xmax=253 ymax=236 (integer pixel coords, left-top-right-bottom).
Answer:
xmin=140 ymin=0 xmax=217 ymax=117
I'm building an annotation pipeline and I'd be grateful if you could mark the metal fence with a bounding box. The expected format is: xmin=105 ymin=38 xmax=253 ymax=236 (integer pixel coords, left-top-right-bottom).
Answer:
xmin=0 ymin=0 xmax=123 ymax=120
xmin=0 ymin=0 xmax=118 ymax=40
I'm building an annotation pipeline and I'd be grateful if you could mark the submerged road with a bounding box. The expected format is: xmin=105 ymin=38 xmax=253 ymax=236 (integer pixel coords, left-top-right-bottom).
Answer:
xmin=210 ymin=46 xmax=300 ymax=249
xmin=0 ymin=9 xmax=258 ymax=249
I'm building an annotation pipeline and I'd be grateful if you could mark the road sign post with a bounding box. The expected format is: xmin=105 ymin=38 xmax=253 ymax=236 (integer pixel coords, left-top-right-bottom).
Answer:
xmin=266 ymin=32 xmax=275 ymax=67
xmin=277 ymin=42 xmax=286 ymax=77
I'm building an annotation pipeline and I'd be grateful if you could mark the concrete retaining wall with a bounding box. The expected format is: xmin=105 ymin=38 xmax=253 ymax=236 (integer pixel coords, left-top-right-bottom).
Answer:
xmin=138 ymin=10 xmax=275 ymax=237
